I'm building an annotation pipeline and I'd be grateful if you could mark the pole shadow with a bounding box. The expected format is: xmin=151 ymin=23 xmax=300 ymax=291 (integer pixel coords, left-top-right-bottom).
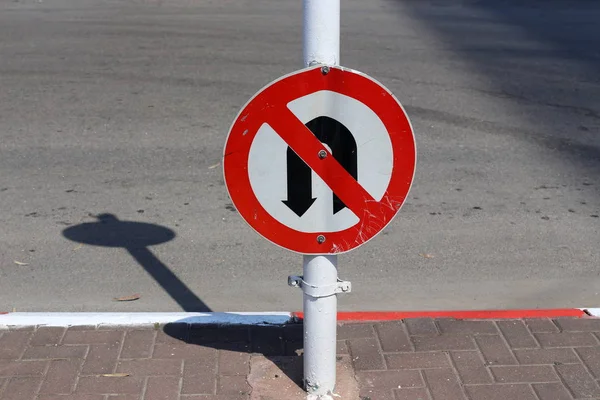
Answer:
xmin=162 ymin=318 xmax=306 ymax=391
xmin=62 ymin=213 xmax=211 ymax=312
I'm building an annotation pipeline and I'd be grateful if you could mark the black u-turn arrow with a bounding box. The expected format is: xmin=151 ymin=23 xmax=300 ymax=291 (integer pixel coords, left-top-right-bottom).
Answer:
xmin=282 ymin=116 xmax=358 ymax=216
xmin=282 ymin=146 xmax=316 ymax=217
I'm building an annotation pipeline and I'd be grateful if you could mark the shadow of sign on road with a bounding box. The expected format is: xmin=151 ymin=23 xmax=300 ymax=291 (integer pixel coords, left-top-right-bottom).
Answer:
xmin=62 ymin=213 xmax=211 ymax=312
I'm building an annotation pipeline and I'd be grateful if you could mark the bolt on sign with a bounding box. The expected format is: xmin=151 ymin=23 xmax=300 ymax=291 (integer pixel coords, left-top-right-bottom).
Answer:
xmin=223 ymin=65 xmax=416 ymax=254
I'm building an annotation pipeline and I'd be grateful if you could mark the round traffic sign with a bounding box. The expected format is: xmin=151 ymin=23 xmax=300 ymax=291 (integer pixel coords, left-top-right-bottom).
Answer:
xmin=223 ymin=65 xmax=416 ymax=254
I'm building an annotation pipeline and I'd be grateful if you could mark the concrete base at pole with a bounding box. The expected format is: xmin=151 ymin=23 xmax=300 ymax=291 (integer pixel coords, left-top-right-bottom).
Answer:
xmin=306 ymin=395 xmax=334 ymax=400
xmin=302 ymin=254 xmax=339 ymax=397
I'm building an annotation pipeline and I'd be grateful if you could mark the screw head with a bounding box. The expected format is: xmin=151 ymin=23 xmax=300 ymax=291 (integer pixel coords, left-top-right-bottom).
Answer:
xmin=318 ymin=149 xmax=327 ymax=159
xmin=316 ymin=235 xmax=326 ymax=244
xmin=321 ymin=66 xmax=330 ymax=75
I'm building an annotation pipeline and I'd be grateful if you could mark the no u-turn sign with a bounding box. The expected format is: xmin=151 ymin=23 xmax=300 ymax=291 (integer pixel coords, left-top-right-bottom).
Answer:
xmin=223 ymin=65 xmax=416 ymax=254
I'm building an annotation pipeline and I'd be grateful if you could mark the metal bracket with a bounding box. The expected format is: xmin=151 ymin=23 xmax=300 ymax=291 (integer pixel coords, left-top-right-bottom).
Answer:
xmin=288 ymin=275 xmax=351 ymax=298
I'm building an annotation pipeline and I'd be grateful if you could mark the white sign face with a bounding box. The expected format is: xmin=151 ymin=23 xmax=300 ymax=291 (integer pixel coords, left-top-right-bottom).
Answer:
xmin=248 ymin=90 xmax=394 ymax=233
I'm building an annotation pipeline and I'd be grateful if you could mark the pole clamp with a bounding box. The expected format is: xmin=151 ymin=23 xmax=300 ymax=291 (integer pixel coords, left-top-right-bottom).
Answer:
xmin=288 ymin=275 xmax=352 ymax=298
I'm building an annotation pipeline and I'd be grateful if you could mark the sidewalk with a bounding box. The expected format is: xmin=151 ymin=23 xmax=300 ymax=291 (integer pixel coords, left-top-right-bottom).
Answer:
xmin=2 ymin=317 xmax=600 ymax=399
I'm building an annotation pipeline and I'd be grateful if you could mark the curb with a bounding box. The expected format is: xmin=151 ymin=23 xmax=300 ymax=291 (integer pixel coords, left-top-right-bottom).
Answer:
xmin=0 ymin=309 xmax=594 ymax=328
xmin=0 ymin=312 xmax=295 ymax=328
xmin=293 ymin=309 xmax=590 ymax=321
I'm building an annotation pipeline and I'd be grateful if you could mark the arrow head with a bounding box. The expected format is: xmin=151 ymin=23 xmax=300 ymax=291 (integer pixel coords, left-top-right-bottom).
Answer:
xmin=333 ymin=197 xmax=347 ymax=215
xmin=282 ymin=197 xmax=317 ymax=217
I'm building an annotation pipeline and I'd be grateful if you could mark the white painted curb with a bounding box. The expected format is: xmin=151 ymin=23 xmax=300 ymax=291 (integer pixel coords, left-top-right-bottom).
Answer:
xmin=584 ymin=308 xmax=600 ymax=317
xmin=0 ymin=312 xmax=295 ymax=328
xmin=1 ymin=309 xmax=596 ymax=328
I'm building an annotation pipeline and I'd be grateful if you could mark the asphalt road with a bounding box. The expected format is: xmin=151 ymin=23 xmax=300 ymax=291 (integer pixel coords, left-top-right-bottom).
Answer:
xmin=1 ymin=0 xmax=599 ymax=312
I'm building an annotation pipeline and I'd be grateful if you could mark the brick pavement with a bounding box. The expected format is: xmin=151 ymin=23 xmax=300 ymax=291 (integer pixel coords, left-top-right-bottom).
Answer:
xmin=1 ymin=318 xmax=600 ymax=399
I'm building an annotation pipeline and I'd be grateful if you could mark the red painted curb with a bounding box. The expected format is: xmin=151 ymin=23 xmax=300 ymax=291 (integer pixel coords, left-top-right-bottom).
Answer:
xmin=292 ymin=309 xmax=587 ymax=321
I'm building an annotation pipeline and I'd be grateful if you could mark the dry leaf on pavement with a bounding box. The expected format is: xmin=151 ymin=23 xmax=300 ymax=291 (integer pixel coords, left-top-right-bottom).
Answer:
xmin=113 ymin=294 xmax=141 ymax=302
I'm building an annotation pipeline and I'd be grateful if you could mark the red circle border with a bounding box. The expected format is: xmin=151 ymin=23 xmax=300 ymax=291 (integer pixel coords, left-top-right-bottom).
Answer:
xmin=223 ymin=66 xmax=416 ymax=254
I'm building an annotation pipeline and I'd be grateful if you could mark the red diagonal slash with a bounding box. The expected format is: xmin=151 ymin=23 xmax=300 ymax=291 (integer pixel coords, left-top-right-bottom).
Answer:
xmin=266 ymin=106 xmax=378 ymax=218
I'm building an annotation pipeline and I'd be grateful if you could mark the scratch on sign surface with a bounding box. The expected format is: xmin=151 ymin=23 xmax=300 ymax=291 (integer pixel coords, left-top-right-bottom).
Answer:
xmin=331 ymin=243 xmax=344 ymax=254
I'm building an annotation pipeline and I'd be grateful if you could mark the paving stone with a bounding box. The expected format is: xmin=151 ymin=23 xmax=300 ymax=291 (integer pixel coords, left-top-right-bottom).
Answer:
xmin=157 ymin=324 xmax=189 ymax=345
xmin=218 ymin=350 xmax=250 ymax=376
xmin=535 ymin=332 xmax=598 ymax=347
xmin=284 ymin=340 xmax=303 ymax=356
xmin=144 ymin=376 xmax=180 ymax=400
xmin=22 ymin=345 xmax=87 ymax=360
xmin=0 ymin=332 xmax=31 ymax=359
xmin=217 ymin=375 xmax=251 ymax=396
xmin=337 ymin=323 xmax=374 ymax=340
xmin=524 ymin=319 xmax=559 ymax=333
xmin=465 ymin=384 xmax=537 ymax=400
xmin=3 ymin=321 xmax=596 ymax=400
xmin=30 ymin=327 xmax=65 ymax=346
xmin=81 ymin=343 xmax=120 ymax=375
xmin=153 ymin=343 xmax=217 ymax=360
xmin=490 ymin=365 xmax=558 ymax=383
xmin=386 ymin=352 xmax=449 ymax=370
xmin=394 ymin=387 xmax=431 ymax=400
xmin=179 ymin=396 xmax=248 ymax=400
xmin=405 ymin=319 xmax=438 ymax=336
xmin=250 ymin=326 xmax=284 ymax=356
xmin=422 ymin=368 xmax=466 ymax=400
xmin=64 ymin=326 xmax=97 ymax=331
xmin=39 ymin=359 xmax=81 ymax=394
xmin=337 ymin=340 xmax=349 ymax=355
xmin=475 ymin=335 xmax=516 ymax=365
xmin=356 ymin=370 xmax=423 ymax=389
xmin=576 ymin=347 xmax=600 ymax=378
xmin=63 ymin=330 xmax=122 ymax=345
xmin=359 ymin=387 xmax=395 ymax=400
xmin=376 ymin=322 xmax=412 ymax=352
xmin=283 ymin=324 xmax=303 ymax=341
xmin=532 ymin=382 xmax=573 ymax=400
xmin=348 ymin=338 xmax=385 ymax=371
xmin=0 ymin=360 xmax=47 ymax=377
xmin=116 ymin=359 xmax=182 ymax=377
xmin=181 ymin=359 xmax=217 ymax=395
xmin=450 ymin=351 xmax=492 ymax=384
xmin=120 ymin=330 xmax=155 ymax=359
xmin=555 ymin=363 xmax=600 ymax=398
xmin=191 ymin=326 xmax=249 ymax=345
xmin=413 ymin=335 xmax=475 ymax=352
xmin=497 ymin=320 xmax=538 ymax=349
xmin=1 ymin=377 xmax=42 ymax=400
xmin=75 ymin=376 xmax=144 ymax=394
xmin=37 ymin=395 xmax=105 ymax=400
xmin=436 ymin=319 xmax=497 ymax=335
xmin=513 ymin=348 xmax=579 ymax=365
xmin=555 ymin=318 xmax=600 ymax=332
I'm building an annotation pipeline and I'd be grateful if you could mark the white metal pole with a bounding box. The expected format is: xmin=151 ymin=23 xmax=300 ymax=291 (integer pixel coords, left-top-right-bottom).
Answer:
xmin=303 ymin=0 xmax=340 ymax=67
xmin=302 ymin=1 xmax=340 ymax=397
xmin=302 ymin=255 xmax=339 ymax=396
